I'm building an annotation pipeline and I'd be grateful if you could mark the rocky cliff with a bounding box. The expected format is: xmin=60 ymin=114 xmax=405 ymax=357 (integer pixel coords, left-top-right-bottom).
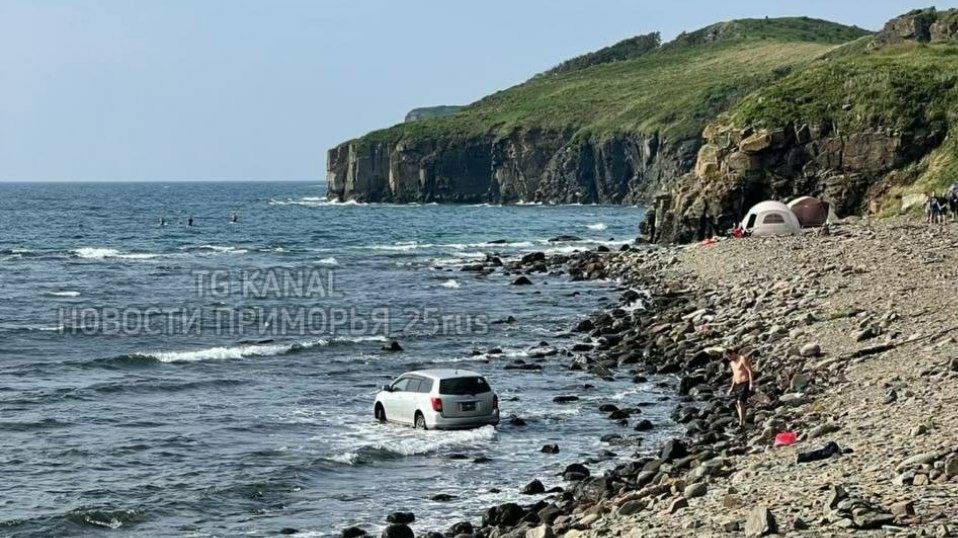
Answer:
xmin=650 ymin=7 xmax=958 ymax=242
xmin=328 ymin=17 xmax=869 ymax=206
xmin=326 ymin=129 xmax=698 ymax=204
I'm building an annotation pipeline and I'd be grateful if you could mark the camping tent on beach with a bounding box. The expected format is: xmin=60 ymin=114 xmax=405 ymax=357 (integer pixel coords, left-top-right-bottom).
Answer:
xmin=741 ymin=201 xmax=801 ymax=236
xmin=788 ymin=196 xmax=829 ymax=228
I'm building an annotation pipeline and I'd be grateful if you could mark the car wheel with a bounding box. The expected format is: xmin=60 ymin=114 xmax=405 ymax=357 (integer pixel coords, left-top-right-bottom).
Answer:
xmin=414 ymin=412 xmax=427 ymax=430
xmin=374 ymin=403 xmax=386 ymax=423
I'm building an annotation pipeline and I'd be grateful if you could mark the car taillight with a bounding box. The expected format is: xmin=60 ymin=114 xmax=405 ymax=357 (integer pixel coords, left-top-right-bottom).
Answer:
xmin=431 ymin=397 xmax=443 ymax=412
xmin=493 ymin=394 xmax=499 ymax=410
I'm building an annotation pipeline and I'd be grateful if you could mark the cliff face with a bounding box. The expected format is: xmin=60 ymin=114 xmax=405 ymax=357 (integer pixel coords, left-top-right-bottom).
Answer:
xmin=652 ymin=123 xmax=946 ymax=243
xmin=649 ymin=7 xmax=958 ymax=242
xmin=327 ymin=130 xmax=699 ymax=204
xmin=327 ymin=17 xmax=870 ymax=208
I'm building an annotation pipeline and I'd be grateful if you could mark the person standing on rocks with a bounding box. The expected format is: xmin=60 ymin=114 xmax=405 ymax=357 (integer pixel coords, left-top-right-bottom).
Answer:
xmin=725 ymin=349 xmax=755 ymax=429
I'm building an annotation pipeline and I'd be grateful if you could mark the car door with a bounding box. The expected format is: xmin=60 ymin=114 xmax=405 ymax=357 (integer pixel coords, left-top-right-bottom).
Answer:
xmin=383 ymin=377 xmax=410 ymax=420
xmin=397 ymin=377 xmax=423 ymax=424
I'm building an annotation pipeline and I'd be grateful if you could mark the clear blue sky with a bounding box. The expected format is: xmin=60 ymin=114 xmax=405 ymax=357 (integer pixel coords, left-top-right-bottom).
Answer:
xmin=1 ymin=1 xmax=954 ymax=182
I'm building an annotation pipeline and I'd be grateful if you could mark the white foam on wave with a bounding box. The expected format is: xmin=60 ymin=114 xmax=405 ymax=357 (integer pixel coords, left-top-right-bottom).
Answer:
xmin=144 ymin=339 xmax=329 ymax=363
xmin=320 ymin=425 xmax=497 ymax=465
xmin=47 ymin=291 xmax=80 ymax=298
xmin=269 ymin=197 xmax=366 ymax=207
xmin=72 ymin=247 xmax=157 ymax=260
xmin=586 ymin=222 xmax=608 ymax=231
xmin=440 ymin=279 xmax=461 ymax=289
xmin=316 ymin=257 xmax=339 ymax=266
xmin=188 ymin=244 xmax=248 ymax=255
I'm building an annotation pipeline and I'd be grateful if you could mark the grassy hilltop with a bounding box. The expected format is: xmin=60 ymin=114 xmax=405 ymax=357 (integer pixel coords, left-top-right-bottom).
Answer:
xmin=358 ymin=18 xmax=871 ymax=146
xmin=330 ymin=8 xmax=958 ymax=226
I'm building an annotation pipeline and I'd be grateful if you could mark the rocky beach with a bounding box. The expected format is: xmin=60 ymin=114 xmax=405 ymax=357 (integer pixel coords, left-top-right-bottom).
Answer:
xmin=364 ymin=216 xmax=957 ymax=538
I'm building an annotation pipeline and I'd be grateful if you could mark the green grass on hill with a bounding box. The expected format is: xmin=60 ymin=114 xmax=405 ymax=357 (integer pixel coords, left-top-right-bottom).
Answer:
xmin=353 ymin=18 xmax=872 ymax=148
xmin=724 ymin=41 xmax=958 ymax=214
xmin=728 ymin=43 xmax=958 ymax=133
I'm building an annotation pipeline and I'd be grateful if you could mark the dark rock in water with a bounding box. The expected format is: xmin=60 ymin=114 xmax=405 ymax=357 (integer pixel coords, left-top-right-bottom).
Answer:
xmin=562 ymin=463 xmax=590 ymax=481
xmin=508 ymin=415 xmax=527 ymax=427
xmin=483 ymin=503 xmax=525 ymax=527
xmin=598 ymin=403 xmax=619 ymax=413
xmin=447 ymin=453 xmax=469 ymax=460
xmin=520 ymin=252 xmax=547 ymax=264
xmin=608 ymin=409 xmax=630 ymax=420
xmin=487 ymin=347 xmax=503 ymax=354
xmin=341 ymin=528 xmax=368 ymax=538
xmin=553 ymin=395 xmax=579 ymax=403
xmin=548 ymin=235 xmax=582 ymax=242
xmin=460 ymin=264 xmax=484 ymax=272
xmin=600 ymin=433 xmax=622 ymax=443
xmin=382 ymin=340 xmax=404 ymax=352
xmin=521 ymin=479 xmax=546 ymax=494
xmin=505 ymin=362 xmax=542 ymax=371
xmin=447 ymin=521 xmax=474 ymax=537
xmin=422 ymin=533 xmax=443 ymax=538
xmin=660 ymin=439 xmax=688 ymax=461
xmin=634 ymin=419 xmax=654 ymax=431
xmin=596 ymin=245 xmax=610 ymax=252
xmin=574 ymin=319 xmax=594 ymax=332
xmin=541 ymin=444 xmax=560 ymax=454
xmin=386 ymin=512 xmax=415 ymax=525
xmin=492 ymin=316 xmax=517 ymax=324
xmin=473 ymin=456 xmax=492 ymax=464
xmin=512 ymin=276 xmax=533 ymax=286
xmin=380 ymin=524 xmax=413 ymax=538
xmin=430 ymin=493 xmax=456 ymax=502
xmin=280 ymin=529 xmax=299 ymax=535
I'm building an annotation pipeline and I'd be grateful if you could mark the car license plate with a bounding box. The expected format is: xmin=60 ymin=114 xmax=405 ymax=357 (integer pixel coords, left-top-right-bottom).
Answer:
xmin=460 ymin=402 xmax=476 ymax=412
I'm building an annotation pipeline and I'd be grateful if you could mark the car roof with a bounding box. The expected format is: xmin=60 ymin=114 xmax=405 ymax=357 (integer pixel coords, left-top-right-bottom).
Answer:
xmin=402 ymin=369 xmax=484 ymax=380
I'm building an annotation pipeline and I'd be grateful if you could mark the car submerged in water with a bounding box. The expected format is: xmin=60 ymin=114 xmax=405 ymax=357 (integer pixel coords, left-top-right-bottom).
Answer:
xmin=374 ymin=369 xmax=499 ymax=430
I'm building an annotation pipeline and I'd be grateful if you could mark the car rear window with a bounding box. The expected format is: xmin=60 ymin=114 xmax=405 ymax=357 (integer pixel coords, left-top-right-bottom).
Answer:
xmin=439 ymin=377 xmax=490 ymax=395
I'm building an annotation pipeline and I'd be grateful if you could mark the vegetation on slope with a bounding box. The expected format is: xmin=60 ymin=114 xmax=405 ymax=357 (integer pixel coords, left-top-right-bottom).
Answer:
xmin=354 ymin=18 xmax=872 ymax=148
xmin=729 ymin=43 xmax=958 ymax=133
xmin=541 ymin=32 xmax=661 ymax=76
xmin=724 ymin=41 xmax=958 ymax=212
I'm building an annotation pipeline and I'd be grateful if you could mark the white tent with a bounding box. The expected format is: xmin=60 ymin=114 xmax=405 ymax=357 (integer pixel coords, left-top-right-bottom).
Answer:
xmin=741 ymin=201 xmax=801 ymax=236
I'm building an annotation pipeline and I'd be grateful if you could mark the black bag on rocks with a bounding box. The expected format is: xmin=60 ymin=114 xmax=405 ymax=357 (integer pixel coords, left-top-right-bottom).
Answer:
xmin=796 ymin=441 xmax=841 ymax=463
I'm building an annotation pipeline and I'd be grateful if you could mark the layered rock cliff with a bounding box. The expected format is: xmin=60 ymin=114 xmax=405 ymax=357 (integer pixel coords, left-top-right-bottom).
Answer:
xmin=326 ymin=129 xmax=698 ymax=204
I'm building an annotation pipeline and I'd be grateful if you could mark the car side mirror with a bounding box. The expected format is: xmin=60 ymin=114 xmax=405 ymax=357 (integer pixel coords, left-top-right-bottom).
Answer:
xmin=382 ymin=384 xmax=392 ymax=392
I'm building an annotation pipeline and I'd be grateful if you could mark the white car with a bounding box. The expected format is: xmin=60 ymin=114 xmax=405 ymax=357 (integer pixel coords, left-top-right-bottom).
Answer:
xmin=374 ymin=369 xmax=500 ymax=430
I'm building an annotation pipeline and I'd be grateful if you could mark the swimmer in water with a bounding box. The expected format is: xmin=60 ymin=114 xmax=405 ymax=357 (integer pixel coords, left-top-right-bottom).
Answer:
xmin=230 ymin=212 xmax=238 ymax=223
xmin=187 ymin=215 xmax=194 ymax=227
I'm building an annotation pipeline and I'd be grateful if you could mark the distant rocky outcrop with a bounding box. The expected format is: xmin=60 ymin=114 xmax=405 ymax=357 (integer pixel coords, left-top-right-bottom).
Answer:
xmin=404 ymin=106 xmax=462 ymax=123
xmin=873 ymin=7 xmax=958 ymax=46
xmin=326 ymin=129 xmax=696 ymax=204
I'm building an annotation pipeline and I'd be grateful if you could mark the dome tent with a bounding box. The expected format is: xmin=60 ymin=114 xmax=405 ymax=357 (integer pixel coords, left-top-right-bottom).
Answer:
xmin=740 ymin=201 xmax=801 ymax=237
xmin=788 ymin=196 xmax=830 ymax=228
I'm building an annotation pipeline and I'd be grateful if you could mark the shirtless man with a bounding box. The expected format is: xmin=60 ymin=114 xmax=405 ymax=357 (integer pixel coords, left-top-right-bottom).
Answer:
xmin=725 ymin=349 xmax=754 ymax=429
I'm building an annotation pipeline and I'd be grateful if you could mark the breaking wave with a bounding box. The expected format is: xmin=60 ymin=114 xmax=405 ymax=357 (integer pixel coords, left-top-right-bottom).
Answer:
xmin=319 ymin=426 xmax=497 ymax=466
xmin=72 ymin=247 xmax=157 ymax=260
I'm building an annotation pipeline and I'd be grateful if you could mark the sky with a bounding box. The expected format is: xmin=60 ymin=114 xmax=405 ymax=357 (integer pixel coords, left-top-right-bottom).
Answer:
xmin=1 ymin=0 xmax=955 ymax=182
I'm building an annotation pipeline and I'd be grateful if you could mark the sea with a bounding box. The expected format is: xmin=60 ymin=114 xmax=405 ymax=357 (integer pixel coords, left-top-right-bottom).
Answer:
xmin=0 ymin=181 xmax=678 ymax=536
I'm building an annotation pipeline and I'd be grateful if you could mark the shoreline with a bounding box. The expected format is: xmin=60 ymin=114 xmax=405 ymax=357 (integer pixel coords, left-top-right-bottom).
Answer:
xmin=363 ymin=217 xmax=958 ymax=538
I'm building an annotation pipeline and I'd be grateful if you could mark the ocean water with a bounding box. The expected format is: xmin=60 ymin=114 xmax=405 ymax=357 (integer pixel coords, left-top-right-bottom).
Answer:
xmin=0 ymin=182 xmax=677 ymax=536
